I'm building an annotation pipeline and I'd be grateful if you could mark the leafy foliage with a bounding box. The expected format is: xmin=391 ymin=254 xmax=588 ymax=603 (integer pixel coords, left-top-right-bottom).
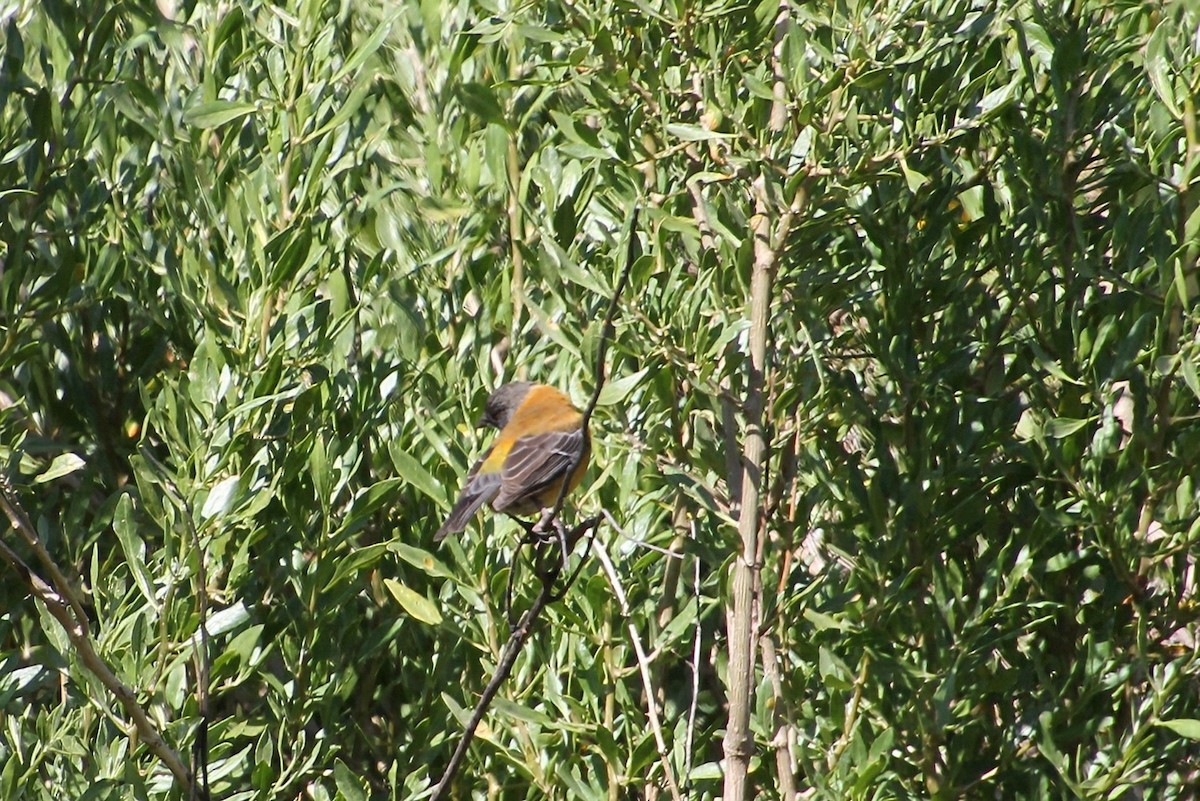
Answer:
xmin=1 ymin=0 xmax=1197 ymax=799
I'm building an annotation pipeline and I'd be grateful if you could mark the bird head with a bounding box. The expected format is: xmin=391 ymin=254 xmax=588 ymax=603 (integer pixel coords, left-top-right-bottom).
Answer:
xmin=475 ymin=382 xmax=533 ymax=430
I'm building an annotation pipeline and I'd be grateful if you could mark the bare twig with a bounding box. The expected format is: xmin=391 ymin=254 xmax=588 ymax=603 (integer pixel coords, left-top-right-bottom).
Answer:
xmin=723 ymin=2 xmax=794 ymax=787
xmin=684 ymin=554 xmax=702 ymax=784
xmin=593 ymin=539 xmax=684 ymax=801
xmin=720 ymin=394 xmax=743 ymax=516
xmin=184 ymin=514 xmax=211 ymax=801
xmin=723 ymin=2 xmax=801 ymax=794
xmin=687 ymin=177 xmax=717 ymax=252
xmin=761 ymin=630 xmax=798 ymax=799
xmin=602 ymin=509 xmax=685 ymax=559
xmin=0 ymin=478 xmax=195 ymax=791
xmin=757 ymin=422 xmax=797 ymax=800
xmin=508 ymin=134 xmax=526 ymax=332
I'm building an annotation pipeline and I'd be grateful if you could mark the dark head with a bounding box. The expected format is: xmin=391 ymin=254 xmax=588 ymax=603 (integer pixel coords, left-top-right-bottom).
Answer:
xmin=476 ymin=382 xmax=533 ymax=430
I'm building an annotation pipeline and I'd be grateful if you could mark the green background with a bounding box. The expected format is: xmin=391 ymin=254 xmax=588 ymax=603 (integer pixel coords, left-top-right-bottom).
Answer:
xmin=1 ymin=0 xmax=1198 ymax=798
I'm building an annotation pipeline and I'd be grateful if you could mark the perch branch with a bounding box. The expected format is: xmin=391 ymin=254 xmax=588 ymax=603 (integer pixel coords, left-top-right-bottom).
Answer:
xmin=431 ymin=206 xmax=641 ymax=799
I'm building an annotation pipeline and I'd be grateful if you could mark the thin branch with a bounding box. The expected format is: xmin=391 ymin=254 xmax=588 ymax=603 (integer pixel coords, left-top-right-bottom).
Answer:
xmin=431 ymin=205 xmax=642 ymax=799
xmin=684 ymin=554 xmax=702 ymax=786
xmin=723 ymin=0 xmax=793 ymax=782
xmin=431 ymin=515 xmax=601 ymax=800
xmin=602 ymin=509 xmax=685 ymax=559
xmin=593 ymin=539 xmax=683 ymax=801
xmin=827 ymin=656 xmax=870 ymax=770
xmin=759 ymin=399 xmax=797 ymax=800
xmin=553 ymin=206 xmax=641 ymax=522
xmin=720 ymin=394 xmax=743 ymax=516
xmin=687 ymin=177 xmax=717 ymax=252
xmin=184 ymin=508 xmax=212 ymax=799
xmin=508 ymin=133 xmax=526 ymax=332
xmin=0 ymin=478 xmax=194 ymax=791
xmin=138 ymin=452 xmax=213 ymax=801
xmin=761 ymin=629 xmax=798 ymax=800
xmin=1 ymin=479 xmax=89 ymax=626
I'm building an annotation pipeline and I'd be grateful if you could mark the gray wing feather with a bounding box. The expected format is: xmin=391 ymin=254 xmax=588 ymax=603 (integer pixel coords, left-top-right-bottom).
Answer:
xmin=494 ymin=428 xmax=585 ymax=510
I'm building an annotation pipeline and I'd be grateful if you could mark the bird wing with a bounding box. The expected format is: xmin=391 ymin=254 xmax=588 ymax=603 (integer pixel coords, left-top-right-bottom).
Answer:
xmin=434 ymin=449 xmax=502 ymax=541
xmin=494 ymin=427 xmax=586 ymax=511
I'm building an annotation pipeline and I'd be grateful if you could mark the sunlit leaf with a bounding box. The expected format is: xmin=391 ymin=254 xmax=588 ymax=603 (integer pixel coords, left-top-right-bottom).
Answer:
xmin=34 ymin=453 xmax=85 ymax=483
xmin=1157 ymin=719 xmax=1200 ymax=740
xmin=183 ymin=100 xmax=257 ymax=128
xmin=384 ymin=578 xmax=443 ymax=625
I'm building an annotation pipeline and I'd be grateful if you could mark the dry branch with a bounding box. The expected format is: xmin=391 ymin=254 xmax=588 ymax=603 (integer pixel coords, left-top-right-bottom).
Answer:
xmin=0 ymin=477 xmax=196 ymax=793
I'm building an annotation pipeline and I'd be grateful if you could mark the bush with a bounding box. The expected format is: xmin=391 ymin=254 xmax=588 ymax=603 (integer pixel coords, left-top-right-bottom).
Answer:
xmin=1 ymin=0 xmax=1197 ymax=798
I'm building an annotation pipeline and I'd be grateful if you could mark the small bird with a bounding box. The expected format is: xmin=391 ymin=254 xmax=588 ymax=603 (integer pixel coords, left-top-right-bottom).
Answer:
xmin=435 ymin=382 xmax=591 ymax=542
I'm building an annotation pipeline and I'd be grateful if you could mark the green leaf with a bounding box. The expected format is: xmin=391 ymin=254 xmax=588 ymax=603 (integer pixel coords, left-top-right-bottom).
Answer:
xmin=1157 ymin=719 xmax=1200 ymax=740
xmin=665 ymin=123 xmax=735 ymax=141
xmin=1144 ymin=25 xmax=1180 ymax=119
xmin=817 ymin=645 xmax=850 ymax=688
xmin=390 ymin=541 xmax=455 ymax=580
xmin=337 ymin=478 xmax=405 ymax=532
xmin=34 ymin=452 xmax=85 ymax=483
xmin=201 ymin=475 xmax=241 ymax=519
xmin=1044 ymin=417 xmax=1089 ymax=439
xmin=183 ymin=100 xmax=257 ymax=128
xmin=1181 ymin=356 xmax=1200 ymax=402
xmin=383 ymin=579 xmax=443 ymax=625
xmin=113 ymin=494 xmax=156 ymax=606
xmin=1 ymin=142 xmax=36 ymax=166
xmin=975 ymin=79 xmax=1017 ymax=118
xmin=1018 ymin=19 xmax=1054 ymax=70
xmin=200 ymin=602 xmax=251 ymax=638
xmin=596 ymin=369 xmax=647 ymax=406
xmin=1015 ymin=408 xmax=1040 ymax=441
xmin=388 ymin=444 xmax=446 ymax=506
xmin=491 ymin=696 xmax=553 ymax=726
xmin=457 ymin=82 xmax=506 ymax=125
xmin=803 ymin=608 xmax=851 ymax=632
xmin=212 ymin=624 xmax=263 ymax=677
xmin=301 ymin=77 xmax=374 ymax=144
xmin=326 ymin=543 xmax=392 ymax=590
xmin=688 ymin=763 xmax=722 ymax=780
xmin=900 ymin=158 xmax=930 ymax=193
xmin=1037 ymin=711 xmax=1070 ymax=779
xmin=0 ymin=665 xmax=47 ymax=703
xmin=334 ymin=17 xmax=393 ymax=82
xmin=333 ymin=759 xmax=367 ymax=801
xmin=933 ymin=665 xmax=958 ymax=728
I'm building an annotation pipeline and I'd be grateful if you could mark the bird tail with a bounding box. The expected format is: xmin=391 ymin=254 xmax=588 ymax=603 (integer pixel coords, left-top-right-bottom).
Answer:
xmin=434 ymin=476 xmax=498 ymax=542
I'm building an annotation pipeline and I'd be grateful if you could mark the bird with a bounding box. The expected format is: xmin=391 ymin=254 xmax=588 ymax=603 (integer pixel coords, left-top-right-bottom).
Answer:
xmin=435 ymin=382 xmax=591 ymax=542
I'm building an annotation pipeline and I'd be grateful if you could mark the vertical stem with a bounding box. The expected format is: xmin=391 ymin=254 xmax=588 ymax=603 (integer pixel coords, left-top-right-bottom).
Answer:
xmin=761 ymin=633 xmax=797 ymax=800
xmin=1159 ymin=92 xmax=1200 ymax=454
xmin=723 ymin=2 xmax=793 ymax=793
xmin=722 ymin=175 xmax=776 ymax=800
xmin=603 ymin=600 xmax=618 ymax=801
xmin=508 ymin=133 xmax=525 ymax=332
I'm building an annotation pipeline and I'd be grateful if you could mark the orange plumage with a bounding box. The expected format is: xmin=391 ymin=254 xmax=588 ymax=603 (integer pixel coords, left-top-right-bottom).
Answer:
xmin=435 ymin=382 xmax=591 ymax=542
